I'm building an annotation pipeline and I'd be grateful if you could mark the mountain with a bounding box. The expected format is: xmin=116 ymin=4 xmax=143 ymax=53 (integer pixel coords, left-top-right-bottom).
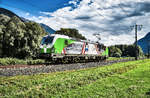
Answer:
xmin=21 ymin=17 xmax=31 ymax=22
xmin=40 ymin=23 xmax=55 ymax=34
xmin=138 ymin=32 xmax=150 ymax=54
xmin=21 ymin=17 xmax=55 ymax=34
xmin=0 ymin=8 xmax=23 ymax=21
xmin=0 ymin=7 xmax=18 ymax=17
xmin=0 ymin=7 xmax=55 ymax=34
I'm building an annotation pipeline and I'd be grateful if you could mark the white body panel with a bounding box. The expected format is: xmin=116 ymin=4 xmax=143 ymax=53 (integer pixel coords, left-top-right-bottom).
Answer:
xmin=63 ymin=41 xmax=100 ymax=55
xmin=85 ymin=43 xmax=98 ymax=55
xmin=64 ymin=42 xmax=83 ymax=54
xmin=41 ymin=34 xmax=103 ymax=55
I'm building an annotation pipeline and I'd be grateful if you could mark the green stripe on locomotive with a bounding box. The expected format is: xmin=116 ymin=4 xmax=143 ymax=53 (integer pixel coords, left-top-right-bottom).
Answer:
xmin=40 ymin=38 xmax=75 ymax=54
xmin=102 ymin=47 xmax=109 ymax=57
xmin=53 ymin=38 xmax=75 ymax=53
xmin=41 ymin=48 xmax=44 ymax=53
xmin=40 ymin=48 xmax=51 ymax=53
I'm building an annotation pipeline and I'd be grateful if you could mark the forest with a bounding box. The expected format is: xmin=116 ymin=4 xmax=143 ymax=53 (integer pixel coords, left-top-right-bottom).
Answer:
xmin=108 ymin=44 xmax=144 ymax=58
xmin=0 ymin=14 xmax=46 ymax=58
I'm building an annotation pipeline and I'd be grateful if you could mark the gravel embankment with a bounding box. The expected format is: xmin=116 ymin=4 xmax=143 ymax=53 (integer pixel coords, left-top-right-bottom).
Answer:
xmin=0 ymin=59 xmax=135 ymax=76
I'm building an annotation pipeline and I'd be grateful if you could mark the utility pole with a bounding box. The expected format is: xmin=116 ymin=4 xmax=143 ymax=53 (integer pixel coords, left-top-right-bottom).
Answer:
xmin=131 ymin=24 xmax=142 ymax=60
xmin=135 ymin=24 xmax=138 ymax=60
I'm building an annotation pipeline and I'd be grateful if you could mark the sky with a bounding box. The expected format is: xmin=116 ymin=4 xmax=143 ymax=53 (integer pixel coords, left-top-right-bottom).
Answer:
xmin=0 ymin=0 xmax=150 ymax=46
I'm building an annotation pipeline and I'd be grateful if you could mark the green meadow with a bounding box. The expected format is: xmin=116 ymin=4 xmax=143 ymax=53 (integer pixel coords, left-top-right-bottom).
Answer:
xmin=0 ymin=59 xmax=150 ymax=98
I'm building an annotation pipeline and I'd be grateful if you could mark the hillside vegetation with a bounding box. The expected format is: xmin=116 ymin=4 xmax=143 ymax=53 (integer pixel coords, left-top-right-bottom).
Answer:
xmin=0 ymin=59 xmax=149 ymax=97
xmin=109 ymin=44 xmax=144 ymax=57
xmin=0 ymin=58 xmax=45 ymax=65
xmin=0 ymin=14 xmax=46 ymax=58
xmin=55 ymin=28 xmax=86 ymax=40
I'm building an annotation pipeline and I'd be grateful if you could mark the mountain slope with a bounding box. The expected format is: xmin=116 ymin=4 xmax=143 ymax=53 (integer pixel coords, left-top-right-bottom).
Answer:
xmin=40 ymin=23 xmax=55 ymax=34
xmin=0 ymin=8 xmax=23 ymax=21
xmin=138 ymin=32 xmax=150 ymax=54
xmin=0 ymin=7 xmax=55 ymax=34
xmin=21 ymin=17 xmax=55 ymax=34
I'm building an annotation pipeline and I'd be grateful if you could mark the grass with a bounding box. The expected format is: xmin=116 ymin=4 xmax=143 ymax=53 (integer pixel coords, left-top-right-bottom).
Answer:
xmin=107 ymin=57 xmax=135 ymax=61
xmin=0 ymin=59 xmax=150 ymax=97
xmin=60 ymin=60 xmax=150 ymax=98
xmin=0 ymin=58 xmax=45 ymax=65
xmin=0 ymin=57 xmax=134 ymax=66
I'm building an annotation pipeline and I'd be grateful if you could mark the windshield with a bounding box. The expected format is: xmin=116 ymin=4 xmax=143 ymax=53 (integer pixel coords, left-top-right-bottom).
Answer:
xmin=41 ymin=36 xmax=54 ymax=45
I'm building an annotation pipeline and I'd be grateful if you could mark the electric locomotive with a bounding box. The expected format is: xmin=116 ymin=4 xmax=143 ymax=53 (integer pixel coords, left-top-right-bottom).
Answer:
xmin=39 ymin=34 xmax=108 ymax=62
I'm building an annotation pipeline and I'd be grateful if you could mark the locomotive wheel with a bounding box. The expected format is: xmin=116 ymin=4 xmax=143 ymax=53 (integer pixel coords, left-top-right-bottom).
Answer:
xmin=62 ymin=58 xmax=68 ymax=64
xmin=73 ymin=57 xmax=80 ymax=63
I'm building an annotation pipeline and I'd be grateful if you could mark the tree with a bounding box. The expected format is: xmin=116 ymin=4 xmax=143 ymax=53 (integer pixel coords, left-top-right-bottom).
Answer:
xmin=55 ymin=28 xmax=86 ymax=40
xmin=0 ymin=14 xmax=46 ymax=58
xmin=24 ymin=21 xmax=45 ymax=58
xmin=109 ymin=46 xmax=122 ymax=57
xmin=109 ymin=44 xmax=144 ymax=58
xmin=0 ymin=14 xmax=11 ymax=57
xmin=124 ymin=45 xmax=144 ymax=57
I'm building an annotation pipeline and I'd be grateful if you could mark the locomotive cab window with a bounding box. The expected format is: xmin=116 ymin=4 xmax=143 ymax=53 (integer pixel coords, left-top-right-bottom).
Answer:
xmin=65 ymin=40 xmax=68 ymax=45
xmin=41 ymin=36 xmax=54 ymax=45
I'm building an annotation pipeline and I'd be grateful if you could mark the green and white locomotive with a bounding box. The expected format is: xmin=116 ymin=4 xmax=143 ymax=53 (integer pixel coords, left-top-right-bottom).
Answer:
xmin=40 ymin=34 xmax=108 ymax=62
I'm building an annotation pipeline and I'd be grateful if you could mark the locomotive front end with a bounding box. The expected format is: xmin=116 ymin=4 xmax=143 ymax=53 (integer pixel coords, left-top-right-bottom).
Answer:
xmin=39 ymin=35 xmax=55 ymax=58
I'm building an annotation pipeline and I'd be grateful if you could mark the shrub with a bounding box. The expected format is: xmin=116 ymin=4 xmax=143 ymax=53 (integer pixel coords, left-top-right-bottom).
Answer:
xmin=0 ymin=15 xmax=46 ymax=59
xmin=0 ymin=58 xmax=45 ymax=65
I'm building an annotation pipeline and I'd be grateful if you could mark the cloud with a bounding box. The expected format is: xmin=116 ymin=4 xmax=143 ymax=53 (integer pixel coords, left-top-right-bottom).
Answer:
xmin=25 ymin=13 xmax=30 ymax=16
xmin=137 ymin=2 xmax=150 ymax=13
xmin=75 ymin=15 xmax=93 ymax=21
xmin=25 ymin=0 xmax=150 ymax=46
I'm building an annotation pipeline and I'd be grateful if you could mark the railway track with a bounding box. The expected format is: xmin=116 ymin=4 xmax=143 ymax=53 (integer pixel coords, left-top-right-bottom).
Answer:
xmin=0 ymin=58 xmax=145 ymax=76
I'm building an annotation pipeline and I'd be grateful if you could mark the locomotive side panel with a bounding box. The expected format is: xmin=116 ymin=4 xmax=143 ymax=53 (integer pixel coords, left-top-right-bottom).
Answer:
xmin=40 ymin=34 xmax=109 ymax=59
xmin=63 ymin=41 xmax=102 ymax=55
xmin=63 ymin=41 xmax=83 ymax=54
xmin=84 ymin=43 xmax=98 ymax=55
xmin=53 ymin=38 xmax=75 ymax=54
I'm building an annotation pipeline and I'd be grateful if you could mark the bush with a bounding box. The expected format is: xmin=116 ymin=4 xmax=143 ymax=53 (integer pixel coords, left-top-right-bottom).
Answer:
xmin=109 ymin=46 xmax=122 ymax=57
xmin=27 ymin=59 xmax=45 ymax=65
xmin=0 ymin=15 xmax=46 ymax=59
xmin=55 ymin=28 xmax=86 ymax=40
xmin=113 ymin=52 xmax=121 ymax=57
xmin=0 ymin=58 xmax=45 ymax=66
xmin=109 ymin=44 xmax=144 ymax=57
